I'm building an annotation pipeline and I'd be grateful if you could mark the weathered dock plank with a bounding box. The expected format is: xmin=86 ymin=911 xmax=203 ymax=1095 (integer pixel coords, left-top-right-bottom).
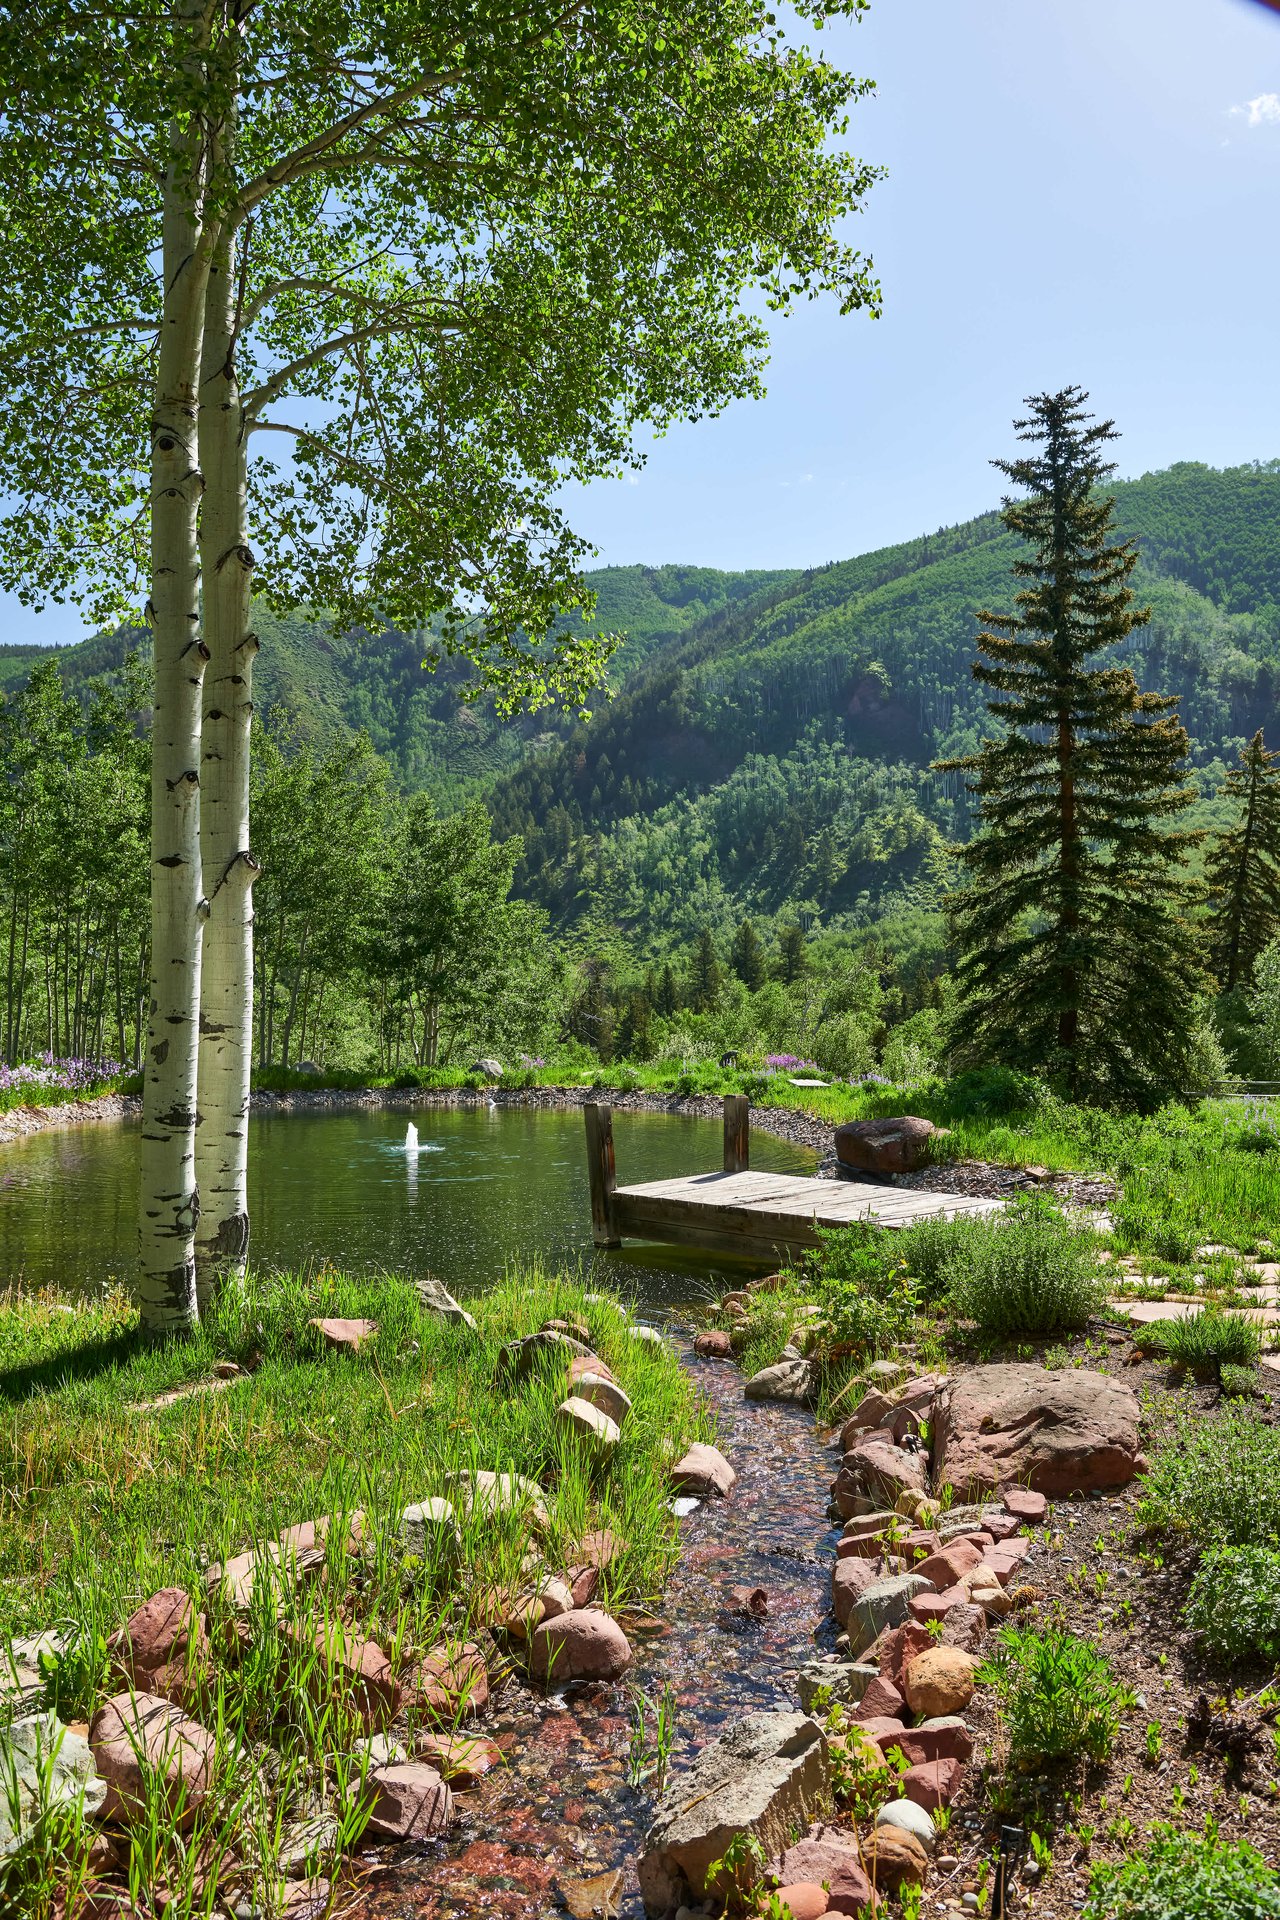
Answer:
xmin=584 ymin=1101 xmax=1002 ymax=1259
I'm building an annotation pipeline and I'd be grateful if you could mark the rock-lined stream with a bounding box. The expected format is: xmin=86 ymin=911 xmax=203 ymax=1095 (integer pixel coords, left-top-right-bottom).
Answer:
xmin=362 ymin=1344 xmax=836 ymax=1919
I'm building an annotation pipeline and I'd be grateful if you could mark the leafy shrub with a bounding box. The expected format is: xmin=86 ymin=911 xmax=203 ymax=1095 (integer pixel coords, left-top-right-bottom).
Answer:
xmin=814 ymin=1012 xmax=877 ymax=1082
xmin=896 ymin=1211 xmax=985 ymax=1304
xmin=979 ymin=1626 xmax=1127 ymax=1768
xmin=940 ymin=1196 xmax=1107 ymax=1338
xmin=806 ymin=1226 xmax=919 ymax=1357
xmin=1220 ymin=1362 xmax=1259 ymax=1398
xmin=1083 ymin=1824 xmax=1280 ymax=1920
xmin=1145 ymin=1308 xmax=1261 ymax=1378
xmin=1137 ymin=1404 xmax=1280 ymax=1550
xmin=1183 ymin=1545 xmax=1280 ymax=1665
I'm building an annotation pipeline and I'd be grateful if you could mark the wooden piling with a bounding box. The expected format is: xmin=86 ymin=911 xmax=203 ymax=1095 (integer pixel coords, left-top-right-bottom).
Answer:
xmin=584 ymin=1103 xmax=621 ymax=1247
xmin=723 ymin=1093 xmax=750 ymax=1174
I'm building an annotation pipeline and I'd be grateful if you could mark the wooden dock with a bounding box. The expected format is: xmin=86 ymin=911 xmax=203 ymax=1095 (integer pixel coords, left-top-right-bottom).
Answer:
xmin=584 ymin=1097 xmax=1004 ymax=1262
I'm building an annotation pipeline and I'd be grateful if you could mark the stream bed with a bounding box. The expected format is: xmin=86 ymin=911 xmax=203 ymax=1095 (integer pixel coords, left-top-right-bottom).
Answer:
xmin=362 ymin=1342 xmax=837 ymax=1920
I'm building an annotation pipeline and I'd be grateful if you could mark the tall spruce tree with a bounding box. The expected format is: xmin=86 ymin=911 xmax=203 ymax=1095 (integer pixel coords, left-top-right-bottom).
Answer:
xmin=937 ymin=389 xmax=1204 ymax=1108
xmin=1206 ymin=731 xmax=1280 ymax=990
xmin=730 ymin=918 xmax=767 ymax=990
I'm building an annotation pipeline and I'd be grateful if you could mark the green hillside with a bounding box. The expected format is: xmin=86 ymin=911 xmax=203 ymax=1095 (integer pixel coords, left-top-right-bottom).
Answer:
xmin=8 ymin=460 xmax=1279 ymax=953
xmin=6 ymin=563 xmax=793 ymax=802
xmin=488 ymin=461 xmax=1280 ymax=947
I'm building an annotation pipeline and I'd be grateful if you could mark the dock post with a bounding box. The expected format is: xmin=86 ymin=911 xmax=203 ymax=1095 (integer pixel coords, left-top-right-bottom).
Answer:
xmin=584 ymin=1103 xmax=622 ymax=1247
xmin=723 ymin=1093 xmax=750 ymax=1173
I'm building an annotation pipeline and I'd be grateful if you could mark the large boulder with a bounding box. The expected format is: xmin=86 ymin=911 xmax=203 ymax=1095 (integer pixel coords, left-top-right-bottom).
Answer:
xmin=834 ymin=1117 xmax=938 ymax=1176
xmin=836 ymin=1436 xmax=927 ymax=1512
xmin=637 ymin=1712 xmax=828 ymax=1914
xmin=934 ymin=1365 xmax=1141 ymax=1497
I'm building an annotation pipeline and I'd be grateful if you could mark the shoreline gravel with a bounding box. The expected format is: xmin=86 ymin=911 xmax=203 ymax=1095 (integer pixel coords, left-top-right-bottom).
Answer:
xmin=0 ymin=1081 xmax=1116 ymax=1205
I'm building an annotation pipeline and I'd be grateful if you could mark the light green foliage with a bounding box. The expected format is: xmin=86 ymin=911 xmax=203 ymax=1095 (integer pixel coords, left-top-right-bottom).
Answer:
xmin=1082 ymin=1825 xmax=1280 ymax=1920
xmin=805 ymin=1225 xmax=920 ymax=1357
xmin=1145 ymin=1308 xmax=1261 ymax=1377
xmin=0 ymin=657 xmax=149 ymax=1068
xmin=980 ymin=1626 xmax=1128 ymax=1768
xmin=1137 ymin=1404 xmax=1280 ymax=1550
xmin=912 ymin=1195 xmax=1106 ymax=1338
xmin=1184 ymin=1545 xmax=1280 ymax=1665
xmin=2 ymin=1 xmax=881 ymax=706
xmin=1250 ymin=937 xmax=1280 ymax=1076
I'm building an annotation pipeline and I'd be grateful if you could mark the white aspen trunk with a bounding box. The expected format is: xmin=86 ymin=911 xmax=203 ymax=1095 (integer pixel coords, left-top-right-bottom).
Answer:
xmin=194 ymin=223 xmax=259 ymax=1310
xmin=138 ymin=83 xmax=212 ymax=1335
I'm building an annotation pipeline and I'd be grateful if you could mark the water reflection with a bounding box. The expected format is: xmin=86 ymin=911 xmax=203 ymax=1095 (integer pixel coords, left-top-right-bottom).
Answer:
xmin=0 ymin=1104 xmax=815 ymax=1309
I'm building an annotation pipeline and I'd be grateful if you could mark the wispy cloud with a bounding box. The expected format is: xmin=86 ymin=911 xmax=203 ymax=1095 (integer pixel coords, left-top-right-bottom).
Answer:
xmin=1229 ymin=91 xmax=1280 ymax=127
xmin=779 ymin=472 xmax=814 ymax=490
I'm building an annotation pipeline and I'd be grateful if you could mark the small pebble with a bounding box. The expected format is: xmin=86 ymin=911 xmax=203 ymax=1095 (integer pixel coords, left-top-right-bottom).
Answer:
xmin=937 ymin=1854 xmax=959 ymax=1872
xmin=962 ymin=1896 xmax=981 ymax=1913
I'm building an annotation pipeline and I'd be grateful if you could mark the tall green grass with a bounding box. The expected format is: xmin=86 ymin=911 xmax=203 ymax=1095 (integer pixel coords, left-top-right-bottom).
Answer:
xmin=0 ymin=1266 xmax=705 ymax=1916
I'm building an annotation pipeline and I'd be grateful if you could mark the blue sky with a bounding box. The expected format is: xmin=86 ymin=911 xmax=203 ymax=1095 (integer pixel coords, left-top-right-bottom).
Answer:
xmin=7 ymin=0 xmax=1280 ymax=645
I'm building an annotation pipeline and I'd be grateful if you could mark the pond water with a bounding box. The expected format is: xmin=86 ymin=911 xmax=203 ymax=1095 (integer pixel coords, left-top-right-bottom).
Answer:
xmin=0 ymin=1103 xmax=816 ymax=1310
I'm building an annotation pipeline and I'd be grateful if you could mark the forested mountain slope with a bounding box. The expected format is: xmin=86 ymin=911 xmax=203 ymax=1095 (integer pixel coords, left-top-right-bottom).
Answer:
xmin=2 ymin=564 xmax=793 ymax=801
xmin=488 ymin=461 xmax=1280 ymax=947
xmin=5 ymin=460 xmax=1278 ymax=952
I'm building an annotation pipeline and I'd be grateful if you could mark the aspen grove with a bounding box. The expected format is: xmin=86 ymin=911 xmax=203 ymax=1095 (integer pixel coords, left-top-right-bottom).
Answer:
xmin=1 ymin=0 xmax=881 ymax=1331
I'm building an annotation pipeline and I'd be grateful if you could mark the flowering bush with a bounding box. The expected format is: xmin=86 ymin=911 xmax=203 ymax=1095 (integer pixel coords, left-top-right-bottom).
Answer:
xmin=765 ymin=1053 xmax=819 ymax=1073
xmin=0 ymin=1053 xmax=129 ymax=1107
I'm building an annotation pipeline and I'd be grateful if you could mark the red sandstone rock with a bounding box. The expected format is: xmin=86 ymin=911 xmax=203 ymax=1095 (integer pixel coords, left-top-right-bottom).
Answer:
xmin=911 ymin=1538 xmax=985 ymax=1590
xmin=935 ymin=1365 xmax=1140 ymax=1497
xmin=530 ymin=1609 xmax=632 ymax=1683
xmin=417 ymin=1732 xmax=500 ymax=1785
xmin=939 ymin=1603 xmax=988 ymax=1653
xmin=90 ymin=1692 xmax=215 ymax=1825
xmin=308 ymin=1316 xmax=377 ymax=1351
xmin=832 ymin=1555 xmax=883 ymax=1629
xmin=834 ymin=1116 xmax=938 ymax=1176
xmin=908 ymin=1586 xmax=967 ymax=1625
xmin=108 ymin=1589 xmax=201 ymax=1686
xmin=901 ymin=1756 xmax=966 ymax=1811
xmin=694 ymin=1330 xmax=733 ymax=1358
xmin=774 ymin=1884 xmax=830 ymax=1920
xmin=774 ymin=1826 xmax=877 ymax=1917
xmin=894 ymin=1716 xmax=974 ymax=1765
xmin=366 ymin=1763 xmax=454 ymax=1840
xmin=857 ymin=1675 xmax=906 ymax=1721
xmin=877 ymin=1621 xmax=934 ymax=1689
xmin=411 ymin=1642 xmax=489 ymax=1720
xmin=1003 ymin=1486 xmax=1048 ymax=1522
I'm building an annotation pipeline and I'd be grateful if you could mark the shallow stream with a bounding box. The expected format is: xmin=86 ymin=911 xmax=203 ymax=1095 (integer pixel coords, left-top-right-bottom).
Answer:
xmin=362 ymin=1344 xmax=837 ymax=1920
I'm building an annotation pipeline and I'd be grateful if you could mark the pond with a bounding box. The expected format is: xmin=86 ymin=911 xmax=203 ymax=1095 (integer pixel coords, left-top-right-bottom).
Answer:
xmin=0 ymin=1102 xmax=816 ymax=1309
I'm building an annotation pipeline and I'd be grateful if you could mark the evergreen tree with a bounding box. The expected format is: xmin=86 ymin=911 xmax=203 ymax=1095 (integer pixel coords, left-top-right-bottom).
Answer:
xmin=1206 ymin=731 xmax=1280 ymax=989
xmin=615 ymin=990 xmax=654 ymax=1062
xmin=688 ymin=929 xmax=723 ymax=1012
xmin=936 ymin=389 xmax=1204 ymax=1108
xmin=776 ymin=923 xmax=809 ymax=984
xmin=730 ymin=918 xmax=767 ymax=990
xmin=655 ymin=962 xmax=679 ymax=1017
